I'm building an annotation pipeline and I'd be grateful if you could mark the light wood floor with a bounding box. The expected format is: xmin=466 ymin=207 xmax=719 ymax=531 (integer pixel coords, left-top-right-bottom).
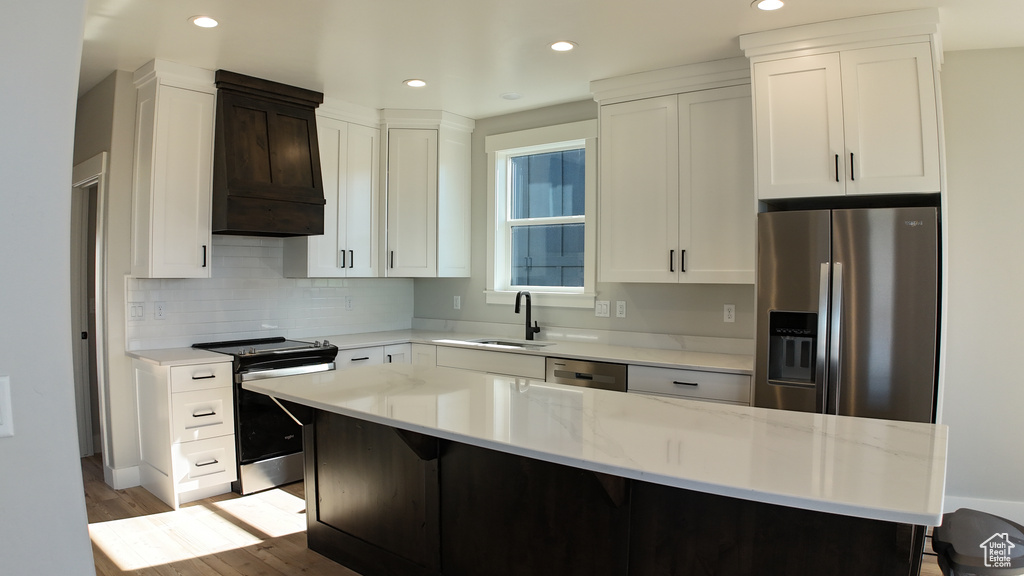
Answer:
xmin=83 ymin=454 xmax=944 ymax=575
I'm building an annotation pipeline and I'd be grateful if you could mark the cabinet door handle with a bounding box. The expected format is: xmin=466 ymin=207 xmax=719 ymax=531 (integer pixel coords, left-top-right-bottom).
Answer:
xmin=835 ymin=154 xmax=840 ymax=183
xmin=386 ymin=354 xmax=392 ymax=363
xmin=669 ymin=250 xmax=675 ymax=272
xmin=202 ymin=245 xmax=208 ymax=268
xmin=680 ymin=250 xmax=686 ymax=273
xmin=194 ymin=459 xmax=219 ymax=468
xmin=192 ymin=410 xmax=216 ymax=418
xmin=352 ymin=356 xmax=370 ymax=362
xmin=349 ymin=250 xmax=354 ymax=268
xmin=191 ymin=373 xmax=216 ymax=380
xmin=340 ymin=249 xmax=346 ymax=268
xmin=850 ymin=152 xmax=855 ymax=181
xmin=673 ymin=381 xmax=699 ymax=387
xmin=390 ymin=251 xmax=394 ymax=269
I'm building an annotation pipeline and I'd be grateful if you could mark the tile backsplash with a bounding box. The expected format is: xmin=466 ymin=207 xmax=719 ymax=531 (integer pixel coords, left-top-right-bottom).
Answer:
xmin=126 ymin=236 xmax=413 ymax=350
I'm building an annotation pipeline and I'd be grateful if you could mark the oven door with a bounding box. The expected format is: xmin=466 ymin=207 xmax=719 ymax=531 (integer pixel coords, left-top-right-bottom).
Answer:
xmin=235 ymin=386 xmax=312 ymax=465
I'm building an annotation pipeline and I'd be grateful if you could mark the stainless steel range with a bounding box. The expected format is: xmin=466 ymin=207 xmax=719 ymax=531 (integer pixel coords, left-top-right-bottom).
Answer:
xmin=193 ymin=337 xmax=338 ymax=494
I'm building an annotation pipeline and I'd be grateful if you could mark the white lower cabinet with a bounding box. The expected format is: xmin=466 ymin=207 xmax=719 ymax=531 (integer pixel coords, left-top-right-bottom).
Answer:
xmin=435 ymin=346 xmax=545 ymax=379
xmin=336 ymin=346 xmax=385 ymax=369
xmin=384 ymin=343 xmax=412 ymax=364
xmin=411 ymin=344 xmax=437 ymax=366
xmin=627 ymin=365 xmax=751 ymax=405
xmin=134 ymin=359 xmax=236 ymax=509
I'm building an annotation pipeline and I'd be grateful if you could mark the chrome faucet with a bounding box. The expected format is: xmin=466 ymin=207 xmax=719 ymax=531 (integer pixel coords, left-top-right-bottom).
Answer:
xmin=514 ymin=290 xmax=541 ymax=341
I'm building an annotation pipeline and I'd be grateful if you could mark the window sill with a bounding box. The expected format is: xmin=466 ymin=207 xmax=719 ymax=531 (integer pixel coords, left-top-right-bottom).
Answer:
xmin=485 ymin=290 xmax=596 ymax=309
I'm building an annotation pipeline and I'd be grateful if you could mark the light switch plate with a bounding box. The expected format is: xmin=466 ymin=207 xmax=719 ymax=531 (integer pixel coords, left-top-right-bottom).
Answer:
xmin=595 ymin=301 xmax=610 ymax=317
xmin=0 ymin=376 xmax=13 ymax=438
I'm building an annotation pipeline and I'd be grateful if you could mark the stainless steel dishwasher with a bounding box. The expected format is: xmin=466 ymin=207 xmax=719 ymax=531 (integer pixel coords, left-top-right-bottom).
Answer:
xmin=545 ymin=357 xmax=628 ymax=392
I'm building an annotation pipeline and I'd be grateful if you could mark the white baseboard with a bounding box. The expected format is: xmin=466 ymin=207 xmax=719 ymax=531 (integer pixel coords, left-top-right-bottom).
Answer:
xmin=104 ymin=463 xmax=140 ymax=490
xmin=943 ymin=494 xmax=1024 ymax=525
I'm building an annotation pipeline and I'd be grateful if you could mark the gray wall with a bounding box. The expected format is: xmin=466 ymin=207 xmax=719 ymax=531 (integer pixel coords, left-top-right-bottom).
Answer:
xmin=939 ymin=48 xmax=1024 ymax=520
xmin=414 ymin=100 xmax=757 ymax=339
xmin=74 ymin=70 xmax=139 ymax=479
xmin=0 ymin=0 xmax=96 ymax=573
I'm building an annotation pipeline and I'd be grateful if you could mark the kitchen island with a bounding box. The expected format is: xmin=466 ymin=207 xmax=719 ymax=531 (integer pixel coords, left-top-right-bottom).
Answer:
xmin=245 ymin=363 xmax=947 ymax=576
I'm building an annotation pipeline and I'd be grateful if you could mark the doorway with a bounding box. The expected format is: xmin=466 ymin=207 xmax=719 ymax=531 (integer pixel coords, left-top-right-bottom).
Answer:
xmin=71 ymin=152 xmax=109 ymax=459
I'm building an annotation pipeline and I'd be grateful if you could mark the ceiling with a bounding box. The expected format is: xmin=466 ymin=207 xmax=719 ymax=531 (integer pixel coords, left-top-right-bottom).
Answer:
xmin=80 ymin=0 xmax=1024 ymax=120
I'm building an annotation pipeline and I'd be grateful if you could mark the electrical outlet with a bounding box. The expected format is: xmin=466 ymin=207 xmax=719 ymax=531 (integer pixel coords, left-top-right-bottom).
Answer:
xmin=616 ymin=301 xmax=626 ymax=318
xmin=0 ymin=376 xmax=13 ymax=438
xmin=724 ymin=304 xmax=735 ymax=323
xmin=344 ymin=295 xmax=354 ymax=311
xmin=454 ymin=295 xmax=461 ymax=310
xmin=595 ymin=301 xmax=610 ymax=318
xmin=154 ymin=302 xmax=166 ymax=320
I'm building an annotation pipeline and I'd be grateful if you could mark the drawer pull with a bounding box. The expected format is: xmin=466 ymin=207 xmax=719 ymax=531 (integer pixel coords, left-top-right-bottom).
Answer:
xmin=191 ymin=373 xmax=216 ymax=380
xmin=673 ymin=381 xmax=699 ymax=387
xmin=192 ymin=410 xmax=216 ymax=418
xmin=351 ymin=356 xmax=370 ymax=362
xmin=194 ymin=459 xmax=219 ymax=468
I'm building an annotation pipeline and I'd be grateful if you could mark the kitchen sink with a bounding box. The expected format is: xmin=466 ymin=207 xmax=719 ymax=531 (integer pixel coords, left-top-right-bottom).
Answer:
xmin=468 ymin=338 xmax=552 ymax=349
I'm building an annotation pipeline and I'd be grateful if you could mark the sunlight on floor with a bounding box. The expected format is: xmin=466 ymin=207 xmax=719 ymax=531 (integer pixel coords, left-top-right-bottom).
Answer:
xmin=89 ymin=488 xmax=306 ymax=571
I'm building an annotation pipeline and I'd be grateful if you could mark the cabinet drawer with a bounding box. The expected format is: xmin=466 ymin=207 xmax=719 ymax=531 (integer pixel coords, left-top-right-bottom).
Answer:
xmin=171 ymin=387 xmax=234 ymax=443
xmin=171 ymin=434 xmax=237 ymax=492
xmin=628 ymin=365 xmax=751 ymax=404
xmin=436 ymin=346 xmax=545 ymax=379
xmin=170 ymin=362 xmax=232 ymax=393
xmin=337 ymin=346 xmax=385 ymax=370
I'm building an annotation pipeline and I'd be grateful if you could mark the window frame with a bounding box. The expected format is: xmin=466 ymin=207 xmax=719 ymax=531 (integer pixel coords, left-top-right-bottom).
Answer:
xmin=484 ymin=120 xmax=597 ymax=308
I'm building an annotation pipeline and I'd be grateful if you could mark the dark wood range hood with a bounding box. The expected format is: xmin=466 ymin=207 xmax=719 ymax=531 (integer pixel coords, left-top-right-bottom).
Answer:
xmin=212 ymin=70 xmax=326 ymax=237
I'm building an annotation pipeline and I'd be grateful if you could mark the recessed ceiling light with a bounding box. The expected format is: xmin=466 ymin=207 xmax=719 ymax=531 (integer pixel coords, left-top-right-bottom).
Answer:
xmin=404 ymin=79 xmax=427 ymax=88
xmin=752 ymin=0 xmax=784 ymax=10
xmin=501 ymin=92 xmax=522 ymax=101
xmin=550 ymin=41 xmax=576 ymax=52
xmin=189 ymin=15 xmax=219 ymax=28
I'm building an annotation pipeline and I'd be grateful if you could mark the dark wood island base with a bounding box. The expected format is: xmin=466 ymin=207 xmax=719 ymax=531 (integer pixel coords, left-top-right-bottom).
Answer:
xmin=304 ymin=410 xmax=926 ymax=576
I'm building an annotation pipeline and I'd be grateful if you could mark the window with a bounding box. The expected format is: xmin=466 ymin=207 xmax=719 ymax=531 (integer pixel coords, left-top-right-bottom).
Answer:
xmin=485 ymin=120 xmax=597 ymax=307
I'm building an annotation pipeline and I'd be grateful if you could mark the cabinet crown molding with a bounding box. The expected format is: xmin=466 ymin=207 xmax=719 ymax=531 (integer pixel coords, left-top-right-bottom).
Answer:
xmin=132 ymin=59 xmax=216 ymax=93
xmin=740 ymin=8 xmax=942 ymax=63
xmin=590 ymin=57 xmax=750 ymax=105
xmin=380 ymin=109 xmax=475 ymax=133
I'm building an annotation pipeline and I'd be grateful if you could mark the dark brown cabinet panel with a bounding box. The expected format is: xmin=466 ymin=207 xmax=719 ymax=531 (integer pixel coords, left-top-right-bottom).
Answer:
xmin=212 ymin=70 xmax=325 ymax=236
xmin=440 ymin=441 xmax=630 ymax=576
xmin=305 ymin=412 xmax=440 ymax=576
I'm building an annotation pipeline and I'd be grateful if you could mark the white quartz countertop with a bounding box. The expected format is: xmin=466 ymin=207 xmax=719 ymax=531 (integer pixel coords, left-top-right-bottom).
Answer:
xmin=127 ymin=329 xmax=753 ymax=373
xmin=244 ymin=363 xmax=947 ymax=526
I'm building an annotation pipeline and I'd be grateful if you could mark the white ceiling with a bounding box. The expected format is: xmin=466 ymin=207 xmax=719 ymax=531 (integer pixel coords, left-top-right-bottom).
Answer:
xmin=80 ymin=0 xmax=1024 ymax=120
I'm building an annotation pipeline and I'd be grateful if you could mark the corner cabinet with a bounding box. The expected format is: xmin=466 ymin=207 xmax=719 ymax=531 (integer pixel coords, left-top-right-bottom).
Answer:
xmin=597 ymin=84 xmax=755 ymax=284
xmin=741 ymin=11 xmax=943 ymax=200
xmin=284 ymin=110 xmax=380 ymax=278
xmin=382 ymin=111 xmax=474 ymax=278
xmin=133 ymin=359 xmax=236 ymax=509
xmin=131 ymin=60 xmax=215 ymax=278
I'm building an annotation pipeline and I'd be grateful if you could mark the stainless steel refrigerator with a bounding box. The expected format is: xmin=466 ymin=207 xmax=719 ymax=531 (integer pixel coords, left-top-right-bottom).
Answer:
xmin=753 ymin=207 xmax=939 ymax=423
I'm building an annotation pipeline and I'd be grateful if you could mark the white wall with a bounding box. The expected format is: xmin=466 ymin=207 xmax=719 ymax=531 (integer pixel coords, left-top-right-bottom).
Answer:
xmin=413 ymin=100 xmax=757 ymax=340
xmin=0 ymin=0 xmax=96 ymax=574
xmin=940 ymin=48 xmax=1024 ymax=522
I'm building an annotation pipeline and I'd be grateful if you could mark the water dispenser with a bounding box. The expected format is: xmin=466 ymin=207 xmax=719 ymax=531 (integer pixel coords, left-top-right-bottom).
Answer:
xmin=767 ymin=311 xmax=818 ymax=385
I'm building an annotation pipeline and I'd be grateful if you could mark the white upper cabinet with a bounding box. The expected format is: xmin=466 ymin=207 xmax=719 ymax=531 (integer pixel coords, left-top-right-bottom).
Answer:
xmin=131 ymin=60 xmax=215 ymax=279
xmin=386 ymin=128 xmax=438 ymax=277
xmin=381 ymin=111 xmax=474 ymax=278
xmin=742 ymin=10 xmax=943 ymax=200
xmin=596 ymin=69 xmax=755 ymax=285
xmin=284 ymin=111 xmax=380 ymax=278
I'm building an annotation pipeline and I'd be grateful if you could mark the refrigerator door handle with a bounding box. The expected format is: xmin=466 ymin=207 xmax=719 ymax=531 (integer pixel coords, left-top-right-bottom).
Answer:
xmin=827 ymin=263 xmax=844 ymax=415
xmin=816 ymin=263 xmax=830 ymax=413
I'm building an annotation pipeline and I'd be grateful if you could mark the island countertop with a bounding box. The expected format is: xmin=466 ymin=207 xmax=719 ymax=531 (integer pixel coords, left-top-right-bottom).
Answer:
xmin=244 ymin=363 xmax=947 ymax=526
